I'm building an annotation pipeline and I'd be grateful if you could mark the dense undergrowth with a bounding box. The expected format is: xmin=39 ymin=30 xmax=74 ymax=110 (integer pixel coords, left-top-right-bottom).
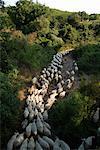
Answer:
xmin=0 ymin=0 xmax=100 ymax=149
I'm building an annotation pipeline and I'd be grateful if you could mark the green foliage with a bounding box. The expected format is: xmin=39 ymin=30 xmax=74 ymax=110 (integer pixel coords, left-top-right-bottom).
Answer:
xmin=73 ymin=44 xmax=100 ymax=74
xmin=0 ymin=11 xmax=15 ymax=29
xmin=49 ymin=89 xmax=97 ymax=148
xmin=18 ymin=44 xmax=56 ymax=70
xmin=0 ymin=72 xmax=21 ymax=147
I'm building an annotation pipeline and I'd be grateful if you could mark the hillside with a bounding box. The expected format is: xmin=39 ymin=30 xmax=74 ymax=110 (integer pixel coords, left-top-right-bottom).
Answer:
xmin=0 ymin=0 xmax=100 ymax=149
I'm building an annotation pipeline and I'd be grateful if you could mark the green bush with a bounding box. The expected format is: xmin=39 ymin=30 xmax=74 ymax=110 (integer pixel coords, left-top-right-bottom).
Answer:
xmin=73 ymin=44 xmax=100 ymax=74
xmin=48 ymin=90 xmax=96 ymax=148
xmin=0 ymin=72 xmax=21 ymax=148
xmin=17 ymin=44 xmax=56 ymax=70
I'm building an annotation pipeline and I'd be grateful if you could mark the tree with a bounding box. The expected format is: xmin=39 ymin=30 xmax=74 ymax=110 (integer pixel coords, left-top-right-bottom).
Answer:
xmin=0 ymin=0 xmax=4 ymax=8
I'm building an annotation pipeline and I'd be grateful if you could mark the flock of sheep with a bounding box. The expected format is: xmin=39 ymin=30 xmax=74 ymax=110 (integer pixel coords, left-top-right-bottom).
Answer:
xmin=7 ymin=51 xmax=99 ymax=150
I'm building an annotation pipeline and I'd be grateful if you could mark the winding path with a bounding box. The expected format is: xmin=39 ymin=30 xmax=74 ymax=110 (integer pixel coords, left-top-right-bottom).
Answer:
xmin=7 ymin=50 xmax=79 ymax=150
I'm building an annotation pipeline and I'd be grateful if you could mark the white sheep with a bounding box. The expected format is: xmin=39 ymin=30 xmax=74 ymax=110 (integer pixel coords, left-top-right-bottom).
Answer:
xmin=38 ymin=136 xmax=50 ymax=149
xmin=24 ymin=107 xmax=29 ymax=118
xmin=32 ymin=77 xmax=37 ymax=84
xmin=7 ymin=133 xmax=19 ymax=150
xmin=29 ymin=110 xmax=34 ymax=121
xmin=93 ymin=107 xmax=100 ymax=123
xmin=58 ymin=87 xmax=63 ymax=93
xmin=75 ymin=66 xmax=78 ymax=71
xmin=43 ymin=136 xmax=54 ymax=147
xmin=31 ymin=120 xmax=37 ymax=135
xmin=66 ymin=71 xmax=70 ymax=75
xmin=20 ymin=138 xmax=28 ymax=150
xmin=43 ymin=110 xmax=48 ymax=120
xmin=43 ymin=124 xmax=51 ymax=136
xmin=71 ymin=70 xmax=75 ymax=75
xmin=26 ymin=123 xmax=32 ymax=137
xmin=67 ymin=83 xmax=73 ymax=89
xmin=14 ymin=133 xmax=24 ymax=147
xmin=71 ymin=76 xmax=75 ymax=81
xmin=59 ymin=140 xmax=70 ymax=150
xmin=36 ymin=116 xmax=43 ymax=133
xmin=59 ymin=91 xmax=66 ymax=98
xmin=44 ymin=122 xmax=51 ymax=130
xmin=21 ymin=119 xmax=28 ymax=129
xmin=43 ymin=73 xmax=46 ymax=78
xmin=28 ymin=137 xmax=35 ymax=149
xmin=35 ymin=141 xmax=43 ymax=150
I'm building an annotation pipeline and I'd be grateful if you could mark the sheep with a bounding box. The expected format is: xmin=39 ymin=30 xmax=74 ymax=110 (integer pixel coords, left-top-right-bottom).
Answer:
xmin=93 ymin=107 xmax=100 ymax=123
xmin=20 ymin=138 xmax=28 ymax=150
xmin=51 ymin=73 xmax=54 ymax=79
xmin=43 ymin=125 xmax=51 ymax=136
xmin=55 ymin=74 xmax=59 ymax=82
xmin=75 ymin=66 xmax=78 ymax=71
xmin=34 ymin=89 xmax=38 ymax=95
xmin=71 ymin=70 xmax=75 ymax=75
xmin=44 ymin=122 xmax=51 ymax=130
xmin=61 ymin=80 xmax=65 ymax=85
xmin=7 ymin=132 xmax=19 ymax=150
xmin=24 ymin=107 xmax=29 ymax=118
xmin=52 ymin=61 xmax=59 ymax=67
xmin=57 ymin=83 xmax=62 ymax=88
xmin=51 ymin=69 xmax=55 ymax=74
xmin=42 ymin=70 xmax=45 ymax=74
xmin=53 ymin=138 xmax=61 ymax=150
xmin=50 ymin=92 xmax=58 ymax=99
xmin=58 ymin=65 xmax=63 ymax=69
xmin=27 ymin=104 xmax=33 ymax=113
xmin=67 ymin=83 xmax=73 ymax=89
xmin=40 ymin=104 xmax=44 ymax=113
xmin=53 ymin=58 xmax=62 ymax=64
xmin=43 ymin=110 xmax=48 ymax=121
xmin=35 ymin=141 xmax=43 ymax=150
xmin=59 ymin=140 xmax=70 ymax=150
xmin=14 ymin=133 xmax=24 ymax=147
xmin=43 ymin=73 xmax=46 ymax=78
xmin=51 ymin=64 xmax=58 ymax=70
xmin=28 ymin=137 xmax=35 ymax=149
xmin=59 ymin=91 xmax=66 ymax=98
xmin=48 ymin=77 xmax=52 ymax=82
xmin=85 ymin=136 xmax=95 ymax=148
xmin=43 ymin=68 xmax=46 ymax=71
xmin=38 ymin=136 xmax=50 ymax=149
xmin=34 ymin=108 xmax=38 ymax=116
xmin=66 ymin=79 xmax=71 ymax=84
xmin=28 ymin=85 xmax=35 ymax=94
xmin=38 ymin=95 xmax=43 ymax=102
xmin=38 ymin=112 xmax=44 ymax=121
xmin=78 ymin=141 xmax=85 ymax=150
xmin=31 ymin=120 xmax=37 ymax=135
xmin=36 ymin=116 xmax=43 ymax=133
xmin=58 ymin=75 xmax=62 ymax=80
xmin=32 ymin=77 xmax=37 ymax=84
xmin=26 ymin=123 xmax=32 ymax=137
xmin=42 ymin=136 xmax=54 ymax=147
xmin=58 ymin=87 xmax=63 ymax=93
xmin=29 ymin=110 xmax=34 ymax=121
xmin=66 ymin=71 xmax=70 ymax=75
xmin=74 ymin=62 xmax=77 ymax=66
xmin=45 ymin=98 xmax=56 ymax=109
xmin=46 ymin=70 xmax=50 ymax=77
xmin=71 ymin=76 xmax=75 ymax=81
xmin=21 ymin=119 xmax=28 ymax=129
xmin=58 ymin=70 xmax=61 ymax=74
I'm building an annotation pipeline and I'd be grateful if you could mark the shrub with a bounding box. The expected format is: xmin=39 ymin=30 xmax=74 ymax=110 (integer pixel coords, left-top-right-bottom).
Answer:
xmin=49 ymin=90 xmax=96 ymax=148
xmin=73 ymin=44 xmax=100 ymax=74
xmin=0 ymin=72 xmax=21 ymax=148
